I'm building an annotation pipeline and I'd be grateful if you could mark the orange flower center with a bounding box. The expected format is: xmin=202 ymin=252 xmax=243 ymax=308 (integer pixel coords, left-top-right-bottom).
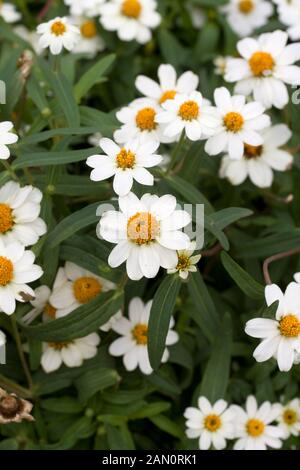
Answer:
xmin=249 ymin=52 xmax=275 ymax=77
xmin=127 ymin=212 xmax=159 ymax=245
xmin=159 ymin=90 xmax=177 ymax=104
xmin=239 ymin=0 xmax=254 ymax=14
xmin=246 ymin=418 xmax=265 ymax=437
xmin=51 ymin=20 xmax=66 ymax=36
xmin=279 ymin=315 xmax=300 ymax=338
xmin=0 ymin=203 xmax=14 ymax=233
xmin=0 ymin=256 xmax=13 ymax=286
xmin=132 ymin=323 xmax=148 ymax=345
xmin=48 ymin=341 xmax=72 ymax=351
xmin=176 ymin=254 xmax=190 ymax=271
xmin=223 ymin=112 xmax=244 ymax=132
xmin=178 ymin=100 xmax=199 ymax=121
xmin=136 ymin=107 xmax=157 ymax=131
xmin=204 ymin=414 xmax=221 ymax=432
xmin=44 ymin=302 xmax=57 ymax=319
xmin=283 ymin=409 xmax=298 ymax=425
xmin=73 ymin=276 xmax=102 ymax=304
xmin=116 ymin=148 xmax=136 ymax=169
xmin=121 ymin=0 xmax=142 ymax=18
xmin=80 ymin=20 xmax=97 ymax=39
xmin=244 ymin=143 xmax=263 ymax=159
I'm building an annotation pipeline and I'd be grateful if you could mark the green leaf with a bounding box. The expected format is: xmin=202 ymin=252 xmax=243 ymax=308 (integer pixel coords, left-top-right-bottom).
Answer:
xmin=106 ymin=424 xmax=135 ymax=450
xmin=235 ymin=229 xmax=300 ymax=259
xmin=13 ymin=147 xmax=96 ymax=169
xmin=209 ymin=207 xmax=253 ymax=231
xmin=163 ymin=174 xmax=214 ymax=213
xmin=75 ymin=368 xmax=120 ymax=402
xmin=148 ymin=275 xmax=181 ymax=370
xmin=0 ymin=438 xmax=19 ymax=450
xmin=221 ymin=251 xmax=265 ymax=300
xmin=129 ymin=401 xmax=171 ymax=419
xmin=19 ymin=127 xmax=101 ymax=146
xmin=41 ymin=397 xmax=84 ymax=414
xmin=80 ymin=106 xmax=119 ymax=137
xmin=150 ymin=415 xmax=183 ymax=439
xmin=74 ymin=54 xmax=116 ymax=102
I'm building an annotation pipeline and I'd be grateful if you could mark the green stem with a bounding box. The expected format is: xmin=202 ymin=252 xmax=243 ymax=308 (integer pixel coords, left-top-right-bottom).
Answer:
xmin=10 ymin=316 xmax=34 ymax=392
xmin=0 ymin=374 xmax=32 ymax=398
xmin=1 ymin=160 xmax=20 ymax=182
xmin=167 ymin=130 xmax=185 ymax=174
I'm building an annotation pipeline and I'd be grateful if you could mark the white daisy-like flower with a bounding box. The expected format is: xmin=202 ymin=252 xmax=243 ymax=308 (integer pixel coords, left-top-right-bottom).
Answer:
xmin=0 ymin=239 xmax=43 ymax=315
xmin=184 ymin=396 xmax=235 ymax=450
xmin=222 ymin=0 xmax=273 ymax=38
xmin=167 ymin=241 xmax=201 ymax=280
xmin=0 ymin=181 xmax=47 ymax=247
xmin=64 ymin=0 xmax=105 ymax=17
xmin=275 ymin=0 xmax=300 ymax=41
xmin=219 ymin=124 xmax=293 ymax=188
xmin=50 ymin=261 xmax=116 ymax=318
xmin=0 ymin=329 xmax=5 ymax=347
xmin=245 ymin=282 xmax=300 ymax=372
xmin=276 ymin=399 xmax=300 ymax=438
xmin=99 ymin=0 xmax=161 ymax=45
xmin=214 ymin=56 xmax=231 ymax=76
xmin=37 ymin=16 xmax=80 ymax=55
xmin=100 ymin=310 xmax=123 ymax=332
xmin=225 ymin=30 xmax=300 ymax=109
xmin=0 ymin=2 xmax=21 ymax=23
xmin=0 ymin=121 xmax=18 ymax=160
xmin=205 ymin=87 xmax=270 ymax=160
xmin=41 ymin=333 xmax=100 ymax=373
xmin=87 ymin=138 xmax=162 ymax=196
xmin=156 ymin=91 xmax=220 ymax=142
xmin=109 ymin=297 xmax=178 ymax=375
xmin=70 ymin=16 xmax=105 ymax=56
xmin=135 ymin=64 xmax=199 ymax=106
xmin=232 ymin=396 xmax=283 ymax=450
xmin=14 ymin=26 xmax=44 ymax=55
xmin=114 ymin=98 xmax=171 ymax=144
xmin=99 ymin=192 xmax=191 ymax=281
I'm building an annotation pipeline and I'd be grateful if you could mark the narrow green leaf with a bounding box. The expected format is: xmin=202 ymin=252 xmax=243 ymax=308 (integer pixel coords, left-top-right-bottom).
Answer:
xmin=163 ymin=174 xmax=214 ymax=213
xmin=13 ymin=147 xmax=96 ymax=169
xmin=150 ymin=415 xmax=183 ymax=439
xmin=74 ymin=54 xmax=116 ymax=102
xmin=75 ymin=368 xmax=120 ymax=402
xmin=209 ymin=207 xmax=253 ymax=231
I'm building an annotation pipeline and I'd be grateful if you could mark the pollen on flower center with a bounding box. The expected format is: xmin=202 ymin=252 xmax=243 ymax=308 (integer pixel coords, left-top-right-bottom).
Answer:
xmin=0 ymin=256 xmax=13 ymax=286
xmin=116 ymin=148 xmax=136 ymax=169
xmin=51 ymin=20 xmax=66 ymax=36
xmin=178 ymin=100 xmax=199 ymax=121
xmin=238 ymin=0 xmax=254 ymax=14
xmin=279 ymin=315 xmax=300 ymax=338
xmin=127 ymin=212 xmax=160 ymax=245
xmin=159 ymin=90 xmax=177 ymax=104
xmin=0 ymin=203 xmax=14 ymax=233
xmin=44 ymin=302 xmax=57 ymax=319
xmin=177 ymin=254 xmax=190 ymax=271
xmin=246 ymin=418 xmax=265 ymax=437
xmin=223 ymin=112 xmax=244 ymax=132
xmin=249 ymin=52 xmax=275 ymax=77
xmin=283 ymin=409 xmax=297 ymax=425
xmin=73 ymin=276 xmax=102 ymax=304
xmin=244 ymin=143 xmax=263 ymax=159
xmin=80 ymin=20 xmax=97 ymax=39
xmin=136 ymin=107 xmax=157 ymax=132
xmin=204 ymin=414 xmax=221 ymax=432
xmin=48 ymin=341 xmax=72 ymax=351
xmin=132 ymin=323 xmax=148 ymax=345
xmin=121 ymin=0 xmax=142 ymax=18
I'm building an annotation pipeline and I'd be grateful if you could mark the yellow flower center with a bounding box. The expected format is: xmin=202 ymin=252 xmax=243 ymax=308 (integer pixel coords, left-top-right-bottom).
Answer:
xmin=0 ymin=203 xmax=14 ymax=233
xmin=283 ymin=409 xmax=298 ymax=425
xmin=127 ymin=212 xmax=159 ymax=245
xmin=223 ymin=112 xmax=244 ymax=132
xmin=178 ymin=100 xmax=199 ymax=121
xmin=51 ymin=20 xmax=66 ymax=36
xmin=246 ymin=418 xmax=265 ymax=437
xmin=136 ymin=107 xmax=157 ymax=132
xmin=239 ymin=0 xmax=254 ymax=14
xmin=73 ymin=276 xmax=102 ymax=304
xmin=0 ymin=256 xmax=13 ymax=286
xmin=116 ymin=148 xmax=136 ymax=169
xmin=48 ymin=341 xmax=72 ymax=351
xmin=80 ymin=20 xmax=97 ymax=39
xmin=244 ymin=143 xmax=263 ymax=159
xmin=249 ymin=52 xmax=275 ymax=77
xmin=159 ymin=90 xmax=177 ymax=104
xmin=279 ymin=315 xmax=300 ymax=338
xmin=132 ymin=323 xmax=148 ymax=345
xmin=176 ymin=254 xmax=190 ymax=271
xmin=121 ymin=0 xmax=142 ymax=18
xmin=44 ymin=302 xmax=57 ymax=319
xmin=204 ymin=414 xmax=221 ymax=432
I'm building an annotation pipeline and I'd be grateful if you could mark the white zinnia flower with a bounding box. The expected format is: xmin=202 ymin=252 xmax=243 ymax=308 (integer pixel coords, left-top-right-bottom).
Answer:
xmin=0 ymin=121 xmax=18 ymax=160
xmin=205 ymin=87 xmax=270 ymax=160
xmin=275 ymin=0 xmax=300 ymax=41
xmin=225 ymin=30 xmax=300 ymax=109
xmin=0 ymin=240 xmax=43 ymax=315
xmin=37 ymin=17 xmax=80 ymax=55
xmin=41 ymin=333 xmax=100 ymax=373
xmin=64 ymin=0 xmax=105 ymax=17
xmin=109 ymin=297 xmax=178 ymax=374
xmin=276 ymin=399 xmax=300 ymax=438
xmin=245 ymin=282 xmax=300 ymax=372
xmin=99 ymin=192 xmax=191 ymax=281
xmin=99 ymin=0 xmax=161 ymax=44
xmin=0 ymin=181 xmax=47 ymax=246
xmin=0 ymin=2 xmax=21 ymax=23
xmin=50 ymin=261 xmax=116 ymax=318
xmin=70 ymin=16 xmax=105 ymax=56
xmin=222 ymin=0 xmax=273 ymax=38
xmin=114 ymin=98 xmax=171 ymax=144
xmin=184 ymin=396 xmax=235 ymax=450
xmin=219 ymin=124 xmax=293 ymax=188
xmin=135 ymin=64 xmax=199 ymax=105
xmin=100 ymin=310 xmax=123 ymax=332
xmin=232 ymin=396 xmax=283 ymax=450
xmin=86 ymin=138 xmax=162 ymax=196
xmin=167 ymin=241 xmax=201 ymax=280
xmin=214 ymin=56 xmax=231 ymax=76
xmin=156 ymin=91 xmax=220 ymax=142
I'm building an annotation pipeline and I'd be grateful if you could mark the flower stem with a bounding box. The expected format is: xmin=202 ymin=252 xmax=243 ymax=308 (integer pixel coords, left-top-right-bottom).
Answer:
xmin=0 ymin=373 xmax=32 ymax=398
xmin=1 ymin=160 xmax=19 ymax=182
xmin=167 ymin=130 xmax=185 ymax=173
xmin=263 ymin=246 xmax=300 ymax=285
xmin=10 ymin=315 xmax=34 ymax=392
